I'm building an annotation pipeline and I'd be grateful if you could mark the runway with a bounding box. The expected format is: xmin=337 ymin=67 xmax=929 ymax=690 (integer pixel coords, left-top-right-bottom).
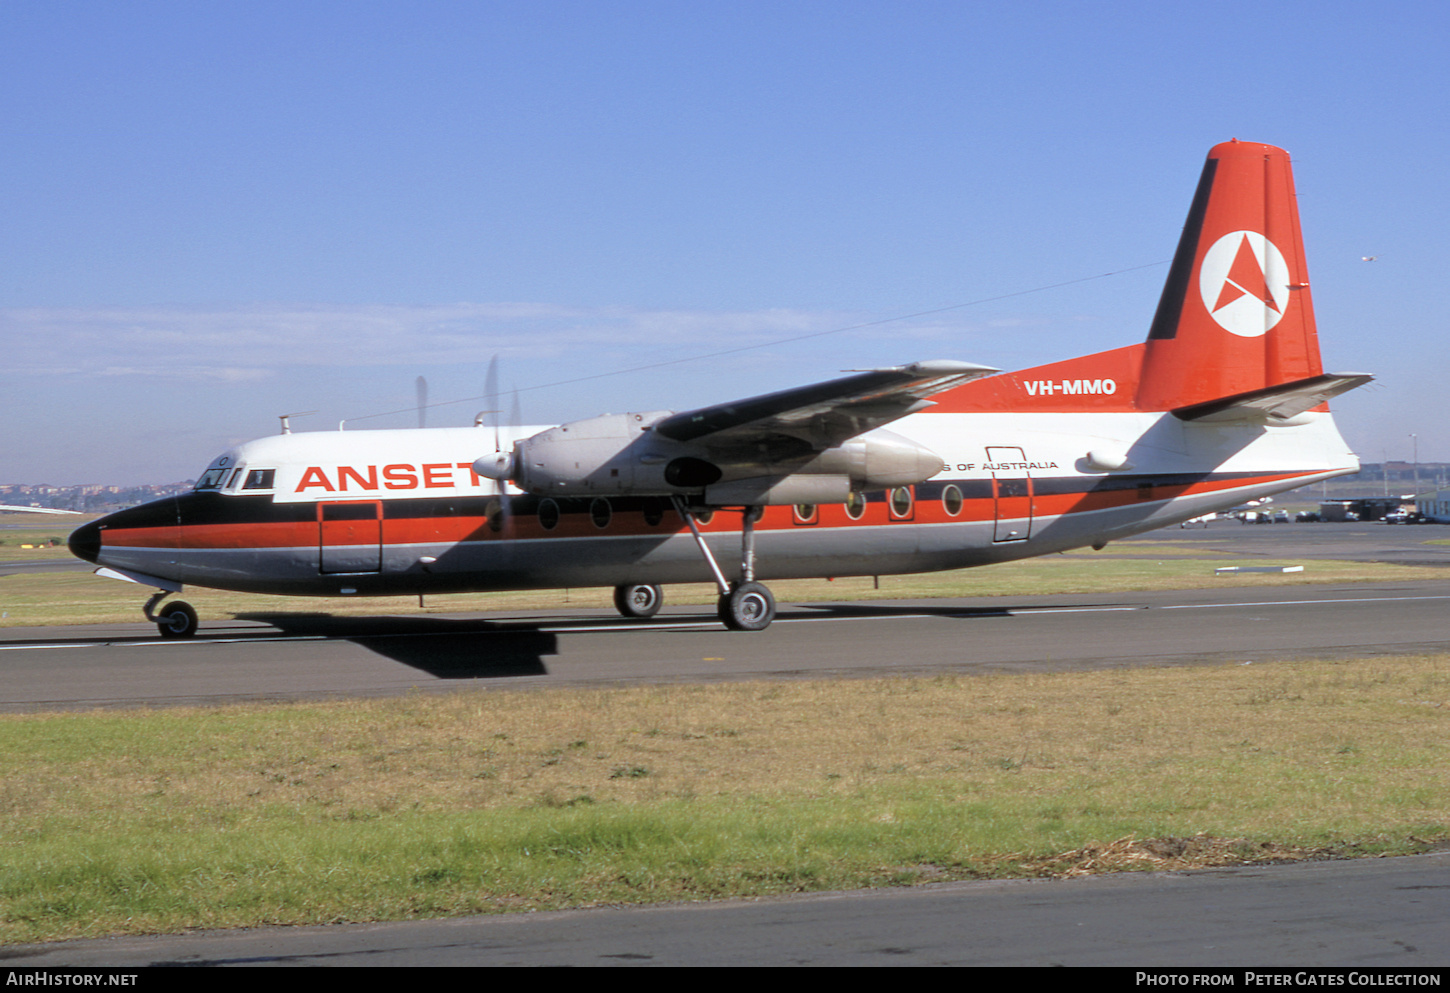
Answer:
xmin=3 ymin=579 xmax=1450 ymax=711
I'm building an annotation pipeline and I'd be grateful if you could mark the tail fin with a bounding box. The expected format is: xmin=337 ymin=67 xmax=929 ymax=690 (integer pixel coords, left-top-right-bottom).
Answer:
xmin=1136 ymin=140 xmax=1324 ymax=411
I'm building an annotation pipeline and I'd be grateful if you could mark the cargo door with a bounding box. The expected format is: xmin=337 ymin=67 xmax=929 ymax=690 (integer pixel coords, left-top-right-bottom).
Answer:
xmin=986 ymin=446 xmax=1034 ymax=542
xmin=318 ymin=501 xmax=382 ymax=573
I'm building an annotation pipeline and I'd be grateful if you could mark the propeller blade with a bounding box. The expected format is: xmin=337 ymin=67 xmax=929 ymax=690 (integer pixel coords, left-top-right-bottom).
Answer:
xmin=415 ymin=376 xmax=428 ymax=429
xmin=484 ymin=355 xmax=501 ymax=451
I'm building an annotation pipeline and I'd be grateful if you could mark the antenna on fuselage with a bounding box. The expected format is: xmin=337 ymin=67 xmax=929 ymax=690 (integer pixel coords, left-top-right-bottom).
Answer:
xmin=278 ymin=411 xmax=318 ymax=435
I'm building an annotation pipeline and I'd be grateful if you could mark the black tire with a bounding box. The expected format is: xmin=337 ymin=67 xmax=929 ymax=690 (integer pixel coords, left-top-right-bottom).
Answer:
xmin=613 ymin=583 xmax=663 ymax=619
xmin=718 ymin=582 xmax=775 ymax=632
xmin=157 ymin=600 xmax=199 ymax=639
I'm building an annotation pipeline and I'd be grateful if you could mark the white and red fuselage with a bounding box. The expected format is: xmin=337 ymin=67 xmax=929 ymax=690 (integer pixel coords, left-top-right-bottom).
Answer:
xmin=68 ymin=140 xmax=1367 ymax=620
xmin=70 ymin=405 xmax=1356 ymax=597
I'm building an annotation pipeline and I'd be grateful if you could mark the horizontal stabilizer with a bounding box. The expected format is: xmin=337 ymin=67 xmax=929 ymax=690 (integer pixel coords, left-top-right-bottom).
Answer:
xmin=0 ymin=504 xmax=83 ymax=515
xmin=1172 ymin=372 xmax=1373 ymax=423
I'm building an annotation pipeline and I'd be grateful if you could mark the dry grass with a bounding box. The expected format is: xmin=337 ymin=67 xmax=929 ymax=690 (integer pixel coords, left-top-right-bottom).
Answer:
xmin=8 ymin=656 xmax=1447 ymax=824
xmin=2 ymin=656 xmax=1446 ymax=942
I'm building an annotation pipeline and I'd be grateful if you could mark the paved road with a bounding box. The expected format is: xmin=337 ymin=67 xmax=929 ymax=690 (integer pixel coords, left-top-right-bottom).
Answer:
xmin=8 ymin=851 xmax=1447 ymax=966
xmin=1141 ymin=519 xmax=1450 ymax=567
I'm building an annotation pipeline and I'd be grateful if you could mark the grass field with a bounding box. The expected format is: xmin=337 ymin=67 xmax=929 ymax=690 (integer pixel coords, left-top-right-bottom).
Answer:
xmin=2 ymin=514 xmax=1447 ymax=944
xmin=2 ymin=656 xmax=1446 ymax=943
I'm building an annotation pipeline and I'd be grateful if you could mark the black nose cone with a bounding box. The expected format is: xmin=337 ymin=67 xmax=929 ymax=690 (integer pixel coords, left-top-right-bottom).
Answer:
xmin=68 ymin=520 xmax=102 ymax=563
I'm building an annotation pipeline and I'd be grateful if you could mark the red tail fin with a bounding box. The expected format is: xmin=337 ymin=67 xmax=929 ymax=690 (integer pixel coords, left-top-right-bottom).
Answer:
xmin=1135 ymin=140 xmax=1323 ymax=410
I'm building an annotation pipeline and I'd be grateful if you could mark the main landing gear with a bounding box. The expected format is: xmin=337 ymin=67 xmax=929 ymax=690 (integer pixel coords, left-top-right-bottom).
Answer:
xmin=716 ymin=580 xmax=775 ymax=632
xmin=670 ymin=498 xmax=778 ymax=632
xmin=613 ymin=583 xmax=664 ymax=619
xmin=143 ymin=592 xmax=199 ymax=639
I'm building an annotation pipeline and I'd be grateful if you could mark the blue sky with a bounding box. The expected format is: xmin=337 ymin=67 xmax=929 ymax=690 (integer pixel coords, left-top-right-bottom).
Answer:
xmin=3 ymin=1 xmax=1446 ymax=485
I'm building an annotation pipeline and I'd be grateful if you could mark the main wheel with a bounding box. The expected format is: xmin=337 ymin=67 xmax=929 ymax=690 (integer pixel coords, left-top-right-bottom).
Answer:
xmin=613 ymin=583 xmax=664 ymax=619
xmin=156 ymin=600 xmax=199 ymax=639
xmin=717 ymin=581 xmax=775 ymax=632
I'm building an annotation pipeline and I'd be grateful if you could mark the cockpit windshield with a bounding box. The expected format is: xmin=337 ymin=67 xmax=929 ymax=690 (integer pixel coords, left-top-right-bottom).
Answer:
xmin=195 ymin=467 xmax=228 ymax=490
xmin=194 ymin=452 xmax=243 ymax=491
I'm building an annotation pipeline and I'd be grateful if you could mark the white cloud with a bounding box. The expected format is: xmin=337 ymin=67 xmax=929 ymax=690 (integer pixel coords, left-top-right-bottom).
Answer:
xmin=1 ymin=301 xmax=900 ymax=379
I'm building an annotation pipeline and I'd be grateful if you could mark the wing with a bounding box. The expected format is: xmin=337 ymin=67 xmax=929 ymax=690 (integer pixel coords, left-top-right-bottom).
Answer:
xmin=651 ymin=359 xmax=998 ymax=450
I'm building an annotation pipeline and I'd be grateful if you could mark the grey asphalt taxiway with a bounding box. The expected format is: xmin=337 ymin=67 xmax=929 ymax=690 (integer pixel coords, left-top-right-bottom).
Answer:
xmin=4 ymin=578 xmax=1450 ymax=711
xmin=4 ymin=521 xmax=1448 ymax=966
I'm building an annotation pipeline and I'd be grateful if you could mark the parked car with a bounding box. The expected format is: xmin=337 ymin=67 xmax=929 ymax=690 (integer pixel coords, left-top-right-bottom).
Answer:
xmin=1384 ymin=510 xmax=1424 ymax=524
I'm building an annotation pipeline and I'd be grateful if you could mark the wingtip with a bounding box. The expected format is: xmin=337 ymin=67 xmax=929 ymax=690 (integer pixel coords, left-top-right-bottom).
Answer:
xmin=897 ymin=359 xmax=1001 ymax=376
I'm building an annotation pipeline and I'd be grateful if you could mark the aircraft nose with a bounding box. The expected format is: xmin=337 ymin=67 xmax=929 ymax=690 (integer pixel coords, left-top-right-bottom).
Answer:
xmin=67 ymin=519 xmax=102 ymax=563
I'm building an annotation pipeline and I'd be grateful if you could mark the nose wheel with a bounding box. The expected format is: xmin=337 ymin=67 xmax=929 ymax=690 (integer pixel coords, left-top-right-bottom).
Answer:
xmin=143 ymin=592 xmax=199 ymax=639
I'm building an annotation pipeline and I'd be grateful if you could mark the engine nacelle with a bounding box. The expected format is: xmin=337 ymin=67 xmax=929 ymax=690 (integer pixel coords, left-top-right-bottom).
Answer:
xmin=474 ymin=411 xmax=673 ymax=496
xmin=474 ymin=415 xmax=946 ymax=503
xmin=704 ymin=474 xmax=852 ymax=506
xmin=803 ymin=430 xmax=947 ymax=488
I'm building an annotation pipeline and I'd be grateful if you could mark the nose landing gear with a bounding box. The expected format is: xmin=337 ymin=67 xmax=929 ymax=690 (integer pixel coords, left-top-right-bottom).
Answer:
xmin=143 ymin=592 xmax=199 ymax=639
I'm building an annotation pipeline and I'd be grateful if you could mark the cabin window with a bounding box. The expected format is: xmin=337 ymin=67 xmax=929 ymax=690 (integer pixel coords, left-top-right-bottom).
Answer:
xmin=242 ymin=469 xmax=276 ymax=490
xmin=890 ymin=487 xmax=914 ymax=517
xmin=538 ymin=499 xmax=560 ymax=530
xmin=942 ymin=484 xmax=963 ymax=516
xmin=590 ymin=498 xmax=613 ymax=529
xmin=793 ymin=504 xmax=818 ymax=525
xmin=642 ymin=497 xmax=666 ymax=527
xmin=844 ymin=490 xmax=866 ymax=520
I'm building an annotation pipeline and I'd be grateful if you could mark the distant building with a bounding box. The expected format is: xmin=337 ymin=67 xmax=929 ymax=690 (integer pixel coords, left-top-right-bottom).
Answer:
xmin=1319 ymin=497 xmax=1412 ymax=522
xmin=1418 ymin=490 xmax=1450 ymax=523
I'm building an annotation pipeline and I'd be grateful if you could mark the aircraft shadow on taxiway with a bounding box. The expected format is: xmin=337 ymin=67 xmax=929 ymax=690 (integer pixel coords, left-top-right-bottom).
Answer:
xmin=13 ymin=601 xmax=1123 ymax=681
xmin=227 ymin=600 xmax=1106 ymax=679
xmin=233 ymin=612 xmax=558 ymax=679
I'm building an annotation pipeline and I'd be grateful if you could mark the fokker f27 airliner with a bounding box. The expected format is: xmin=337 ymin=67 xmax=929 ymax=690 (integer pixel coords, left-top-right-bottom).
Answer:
xmin=70 ymin=140 xmax=1370 ymax=636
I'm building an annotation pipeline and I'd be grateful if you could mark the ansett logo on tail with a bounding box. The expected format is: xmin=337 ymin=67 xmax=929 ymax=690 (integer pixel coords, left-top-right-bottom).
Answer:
xmin=1199 ymin=231 xmax=1291 ymax=338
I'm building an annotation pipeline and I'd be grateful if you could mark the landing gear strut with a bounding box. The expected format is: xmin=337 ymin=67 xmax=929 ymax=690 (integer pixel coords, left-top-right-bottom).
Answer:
xmin=613 ymin=583 xmax=664 ymax=619
xmin=144 ymin=592 xmax=199 ymax=639
xmin=671 ymin=498 xmax=777 ymax=631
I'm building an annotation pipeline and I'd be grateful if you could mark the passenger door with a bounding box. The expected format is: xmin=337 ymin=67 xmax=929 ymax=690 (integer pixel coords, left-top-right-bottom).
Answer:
xmin=986 ymin=446 xmax=1034 ymax=542
xmin=318 ymin=501 xmax=383 ymax=573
